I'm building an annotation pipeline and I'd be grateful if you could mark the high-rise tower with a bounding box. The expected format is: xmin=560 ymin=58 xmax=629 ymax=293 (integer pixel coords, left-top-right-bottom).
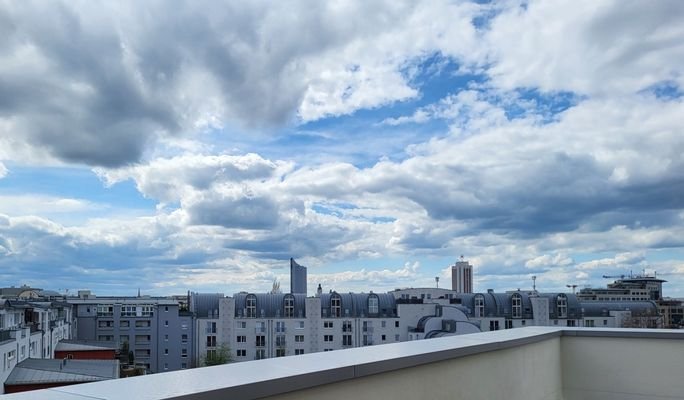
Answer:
xmin=451 ymin=256 xmax=473 ymax=293
xmin=290 ymin=258 xmax=307 ymax=294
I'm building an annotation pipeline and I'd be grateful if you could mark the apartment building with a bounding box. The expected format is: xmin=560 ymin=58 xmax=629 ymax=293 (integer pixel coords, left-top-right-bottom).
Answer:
xmin=0 ymin=298 xmax=74 ymax=394
xmin=68 ymin=294 xmax=194 ymax=373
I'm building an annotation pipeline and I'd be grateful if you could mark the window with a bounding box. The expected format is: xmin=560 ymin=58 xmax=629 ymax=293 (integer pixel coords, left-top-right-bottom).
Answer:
xmin=381 ymin=334 xmax=386 ymax=341
xmin=368 ymin=295 xmax=379 ymax=315
xmin=363 ymin=335 xmax=371 ymax=346
xmin=343 ymin=335 xmax=352 ymax=346
xmin=181 ymin=348 xmax=188 ymax=358
xmin=324 ymin=321 xmax=333 ymax=329
xmin=512 ymin=294 xmax=522 ymax=318
xmin=296 ymin=321 xmax=305 ymax=329
xmin=505 ymin=320 xmax=513 ymax=329
xmin=206 ymin=336 xmax=217 ymax=347
xmin=182 ymin=363 xmax=187 ymax=369
xmin=98 ymin=320 xmax=114 ymax=328
xmin=276 ymin=348 xmax=286 ymax=357
xmin=603 ymin=319 xmax=608 ymax=326
xmin=381 ymin=320 xmax=386 ymax=328
xmin=331 ymin=294 xmax=341 ymax=317
xmin=136 ymin=320 xmax=151 ymax=328
xmin=140 ymin=305 xmax=154 ymax=317
xmin=566 ymin=320 xmax=576 ymax=327
xmin=256 ymin=321 xmax=266 ymax=333
xmin=164 ymin=320 xmax=169 ymax=327
xmin=284 ymin=295 xmax=295 ymax=318
xmin=363 ymin=320 xmax=372 ymax=332
xmin=246 ymin=295 xmax=257 ymax=318
xmin=237 ymin=349 xmax=247 ymax=357
xmin=98 ymin=335 xmax=114 ymax=341
xmin=164 ymin=334 xmax=169 ymax=341
xmin=206 ymin=321 xmax=217 ymax=334
xmin=97 ymin=305 xmax=113 ymax=317
xmin=295 ymin=335 xmax=304 ymax=342
xmin=276 ymin=335 xmax=285 ymax=347
xmin=295 ymin=349 xmax=304 ymax=355
xmin=165 ymin=306 xmax=169 ymax=312
xmin=121 ymin=305 xmax=136 ymax=317
xmin=489 ymin=320 xmax=500 ymax=331
xmin=276 ymin=321 xmax=286 ymax=333
xmin=342 ymin=320 xmax=352 ymax=332
xmin=395 ymin=334 xmax=400 ymax=341
xmin=395 ymin=321 xmax=399 ymax=328
xmin=255 ymin=349 xmax=266 ymax=360
xmin=474 ymin=295 xmax=485 ymax=318
xmin=164 ymin=363 xmax=168 ymax=370
xmin=256 ymin=336 xmax=265 ymax=347
xmin=164 ymin=348 xmax=169 ymax=355
xmin=181 ymin=334 xmax=188 ymax=343
xmin=557 ymin=294 xmax=568 ymax=318
xmin=584 ymin=320 xmax=595 ymax=327
xmin=237 ymin=335 xmax=247 ymax=343
xmin=324 ymin=335 xmax=334 ymax=342
xmin=120 ymin=320 xmax=130 ymax=328
xmin=237 ymin=321 xmax=246 ymax=329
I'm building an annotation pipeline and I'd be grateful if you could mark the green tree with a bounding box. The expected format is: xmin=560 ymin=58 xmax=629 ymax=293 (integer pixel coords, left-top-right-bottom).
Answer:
xmin=202 ymin=343 xmax=232 ymax=366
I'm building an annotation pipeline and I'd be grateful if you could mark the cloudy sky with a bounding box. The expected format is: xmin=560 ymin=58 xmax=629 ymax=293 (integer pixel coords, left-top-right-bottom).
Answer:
xmin=1 ymin=0 xmax=684 ymax=297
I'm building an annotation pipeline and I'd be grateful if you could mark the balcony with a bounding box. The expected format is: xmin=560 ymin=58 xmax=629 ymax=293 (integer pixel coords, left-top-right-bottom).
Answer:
xmin=6 ymin=327 xmax=684 ymax=400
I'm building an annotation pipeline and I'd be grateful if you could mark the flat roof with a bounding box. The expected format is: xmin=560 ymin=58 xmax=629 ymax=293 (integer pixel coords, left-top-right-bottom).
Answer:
xmin=5 ymin=359 xmax=119 ymax=386
xmin=56 ymin=340 xmax=117 ymax=352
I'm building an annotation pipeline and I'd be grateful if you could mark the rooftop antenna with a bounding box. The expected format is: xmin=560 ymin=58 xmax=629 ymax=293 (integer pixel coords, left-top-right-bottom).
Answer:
xmin=435 ymin=276 xmax=440 ymax=288
xmin=532 ymin=276 xmax=537 ymax=291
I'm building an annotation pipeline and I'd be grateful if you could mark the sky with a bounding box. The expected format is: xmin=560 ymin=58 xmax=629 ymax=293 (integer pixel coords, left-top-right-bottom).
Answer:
xmin=1 ymin=0 xmax=684 ymax=297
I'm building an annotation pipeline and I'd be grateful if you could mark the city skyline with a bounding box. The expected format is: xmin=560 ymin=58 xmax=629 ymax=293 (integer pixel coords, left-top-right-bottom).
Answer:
xmin=1 ymin=1 xmax=684 ymax=296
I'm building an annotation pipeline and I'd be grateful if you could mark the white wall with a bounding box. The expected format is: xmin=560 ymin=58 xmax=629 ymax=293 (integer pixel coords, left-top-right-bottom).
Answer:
xmin=263 ymin=338 xmax=563 ymax=400
xmin=562 ymin=336 xmax=684 ymax=400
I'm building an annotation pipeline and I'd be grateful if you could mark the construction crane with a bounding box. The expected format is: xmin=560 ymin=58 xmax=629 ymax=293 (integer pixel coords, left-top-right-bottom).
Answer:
xmin=566 ymin=284 xmax=578 ymax=294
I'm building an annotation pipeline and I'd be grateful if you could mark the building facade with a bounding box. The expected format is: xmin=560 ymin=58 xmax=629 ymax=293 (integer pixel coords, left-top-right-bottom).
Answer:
xmin=0 ymin=298 xmax=74 ymax=394
xmin=290 ymin=258 xmax=307 ymax=295
xmin=451 ymin=259 xmax=473 ymax=293
xmin=68 ymin=294 xmax=194 ymax=373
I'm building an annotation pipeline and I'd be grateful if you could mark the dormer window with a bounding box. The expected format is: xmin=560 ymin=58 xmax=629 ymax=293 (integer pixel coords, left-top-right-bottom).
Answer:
xmin=474 ymin=294 xmax=485 ymax=318
xmin=512 ymin=293 xmax=522 ymax=318
xmin=284 ymin=295 xmax=295 ymax=318
xmin=246 ymin=294 xmax=257 ymax=318
xmin=331 ymin=294 xmax=341 ymax=317
xmin=557 ymin=294 xmax=568 ymax=318
xmin=368 ymin=294 xmax=379 ymax=315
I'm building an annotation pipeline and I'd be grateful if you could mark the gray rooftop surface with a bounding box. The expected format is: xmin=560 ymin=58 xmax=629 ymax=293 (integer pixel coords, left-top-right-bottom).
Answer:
xmin=5 ymin=359 xmax=119 ymax=386
xmin=55 ymin=340 xmax=117 ymax=352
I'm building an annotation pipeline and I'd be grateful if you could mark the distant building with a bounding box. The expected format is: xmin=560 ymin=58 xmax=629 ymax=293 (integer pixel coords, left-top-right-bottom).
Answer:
xmin=577 ymin=274 xmax=682 ymax=328
xmin=0 ymin=297 xmax=75 ymax=394
xmin=451 ymin=257 xmax=473 ymax=293
xmin=54 ymin=340 xmax=117 ymax=360
xmin=290 ymin=258 xmax=307 ymax=295
xmin=578 ymin=275 xmax=666 ymax=302
xmin=67 ymin=294 xmax=194 ymax=373
xmin=3 ymin=358 xmax=119 ymax=394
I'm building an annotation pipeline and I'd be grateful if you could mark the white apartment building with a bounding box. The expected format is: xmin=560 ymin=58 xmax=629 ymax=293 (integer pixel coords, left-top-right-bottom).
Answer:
xmin=191 ymin=287 xmax=661 ymax=366
xmin=0 ymin=299 xmax=73 ymax=394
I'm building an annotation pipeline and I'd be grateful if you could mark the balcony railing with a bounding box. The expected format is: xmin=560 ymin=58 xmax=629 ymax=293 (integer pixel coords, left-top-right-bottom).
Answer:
xmin=9 ymin=327 xmax=684 ymax=400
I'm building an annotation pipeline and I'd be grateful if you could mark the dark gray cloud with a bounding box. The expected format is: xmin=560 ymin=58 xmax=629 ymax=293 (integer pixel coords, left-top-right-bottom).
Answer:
xmin=187 ymin=194 xmax=280 ymax=229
